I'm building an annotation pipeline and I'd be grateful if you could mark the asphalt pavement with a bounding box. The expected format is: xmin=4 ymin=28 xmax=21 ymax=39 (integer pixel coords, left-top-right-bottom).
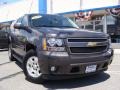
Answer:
xmin=0 ymin=49 xmax=120 ymax=90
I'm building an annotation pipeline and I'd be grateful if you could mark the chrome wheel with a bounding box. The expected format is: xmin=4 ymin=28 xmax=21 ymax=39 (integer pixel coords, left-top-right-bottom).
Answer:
xmin=26 ymin=56 xmax=41 ymax=78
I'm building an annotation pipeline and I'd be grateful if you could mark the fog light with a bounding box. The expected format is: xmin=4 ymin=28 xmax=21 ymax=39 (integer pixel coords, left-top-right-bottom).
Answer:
xmin=51 ymin=66 xmax=56 ymax=72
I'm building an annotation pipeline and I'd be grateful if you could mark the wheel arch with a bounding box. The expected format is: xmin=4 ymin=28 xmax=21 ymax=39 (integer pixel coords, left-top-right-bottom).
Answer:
xmin=26 ymin=43 xmax=36 ymax=52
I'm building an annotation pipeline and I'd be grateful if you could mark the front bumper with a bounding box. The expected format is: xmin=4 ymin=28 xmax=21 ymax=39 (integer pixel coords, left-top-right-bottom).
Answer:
xmin=42 ymin=68 xmax=107 ymax=80
xmin=37 ymin=49 xmax=113 ymax=80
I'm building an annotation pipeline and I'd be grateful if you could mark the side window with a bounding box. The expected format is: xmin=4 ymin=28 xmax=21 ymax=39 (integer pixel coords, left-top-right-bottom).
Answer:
xmin=16 ymin=16 xmax=27 ymax=26
xmin=21 ymin=16 xmax=27 ymax=25
xmin=18 ymin=16 xmax=28 ymax=36
xmin=21 ymin=16 xmax=28 ymax=36
xmin=16 ymin=17 xmax=23 ymax=24
xmin=10 ymin=20 xmax=17 ymax=33
xmin=13 ymin=17 xmax=24 ymax=35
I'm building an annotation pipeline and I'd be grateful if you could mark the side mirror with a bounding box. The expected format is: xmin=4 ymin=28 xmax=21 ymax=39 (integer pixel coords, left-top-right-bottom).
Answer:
xmin=14 ymin=23 xmax=32 ymax=33
xmin=14 ymin=23 xmax=26 ymax=29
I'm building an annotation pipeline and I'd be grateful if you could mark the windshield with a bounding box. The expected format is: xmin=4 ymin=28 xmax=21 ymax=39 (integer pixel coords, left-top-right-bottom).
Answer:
xmin=30 ymin=15 xmax=79 ymax=28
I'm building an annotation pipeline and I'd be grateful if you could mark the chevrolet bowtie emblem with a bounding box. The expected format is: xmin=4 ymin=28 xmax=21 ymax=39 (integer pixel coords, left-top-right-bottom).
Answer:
xmin=87 ymin=42 xmax=97 ymax=47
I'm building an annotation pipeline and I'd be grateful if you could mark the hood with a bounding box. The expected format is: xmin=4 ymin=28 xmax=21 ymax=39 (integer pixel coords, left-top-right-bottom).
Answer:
xmin=35 ymin=27 xmax=108 ymax=38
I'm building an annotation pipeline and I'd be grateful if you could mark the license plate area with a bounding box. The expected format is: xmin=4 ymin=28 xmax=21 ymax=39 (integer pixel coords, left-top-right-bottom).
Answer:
xmin=85 ymin=65 xmax=97 ymax=73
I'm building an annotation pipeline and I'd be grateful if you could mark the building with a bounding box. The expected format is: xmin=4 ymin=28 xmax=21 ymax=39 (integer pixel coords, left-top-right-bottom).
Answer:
xmin=0 ymin=0 xmax=120 ymax=48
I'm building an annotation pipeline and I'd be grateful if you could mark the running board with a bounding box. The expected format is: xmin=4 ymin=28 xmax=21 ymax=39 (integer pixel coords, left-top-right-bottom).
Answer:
xmin=13 ymin=54 xmax=23 ymax=63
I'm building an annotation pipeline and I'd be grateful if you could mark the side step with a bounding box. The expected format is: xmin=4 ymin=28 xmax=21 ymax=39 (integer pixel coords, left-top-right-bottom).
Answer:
xmin=13 ymin=54 xmax=23 ymax=63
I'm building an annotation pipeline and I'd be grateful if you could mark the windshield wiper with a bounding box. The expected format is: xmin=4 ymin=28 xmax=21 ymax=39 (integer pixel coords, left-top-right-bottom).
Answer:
xmin=62 ymin=26 xmax=79 ymax=29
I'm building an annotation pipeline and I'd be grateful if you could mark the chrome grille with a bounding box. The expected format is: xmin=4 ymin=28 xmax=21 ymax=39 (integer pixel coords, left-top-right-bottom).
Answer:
xmin=67 ymin=38 xmax=108 ymax=54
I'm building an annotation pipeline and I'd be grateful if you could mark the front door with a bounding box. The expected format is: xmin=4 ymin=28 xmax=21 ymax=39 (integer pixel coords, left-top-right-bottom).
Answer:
xmin=13 ymin=17 xmax=26 ymax=57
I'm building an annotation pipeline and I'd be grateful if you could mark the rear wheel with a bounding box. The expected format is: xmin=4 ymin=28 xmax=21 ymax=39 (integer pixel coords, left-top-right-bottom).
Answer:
xmin=23 ymin=50 xmax=44 ymax=83
xmin=8 ymin=44 xmax=16 ymax=61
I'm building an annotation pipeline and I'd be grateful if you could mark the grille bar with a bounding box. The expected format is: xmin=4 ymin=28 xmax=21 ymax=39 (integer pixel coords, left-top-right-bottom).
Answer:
xmin=67 ymin=38 xmax=108 ymax=54
xmin=68 ymin=38 xmax=107 ymax=42
xmin=70 ymin=46 xmax=107 ymax=53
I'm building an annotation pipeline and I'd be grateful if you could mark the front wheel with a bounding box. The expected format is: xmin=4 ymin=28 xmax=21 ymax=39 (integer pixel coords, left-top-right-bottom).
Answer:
xmin=23 ymin=50 xmax=44 ymax=83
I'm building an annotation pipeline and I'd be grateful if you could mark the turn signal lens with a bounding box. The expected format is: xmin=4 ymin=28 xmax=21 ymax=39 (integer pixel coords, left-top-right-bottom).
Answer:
xmin=43 ymin=38 xmax=47 ymax=50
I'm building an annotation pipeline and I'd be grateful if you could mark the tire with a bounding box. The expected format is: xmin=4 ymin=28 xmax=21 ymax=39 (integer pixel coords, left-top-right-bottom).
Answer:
xmin=23 ymin=50 xmax=45 ymax=84
xmin=8 ymin=44 xmax=16 ymax=61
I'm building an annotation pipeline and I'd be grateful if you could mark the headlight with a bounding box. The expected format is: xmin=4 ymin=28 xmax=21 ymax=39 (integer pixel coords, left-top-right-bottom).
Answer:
xmin=47 ymin=38 xmax=56 ymax=47
xmin=43 ymin=38 xmax=65 ymax=51
xmin=47 ymin=38 xmax=64 ymax=47
xmin=56 ymin=39 xmax=63 ymax=46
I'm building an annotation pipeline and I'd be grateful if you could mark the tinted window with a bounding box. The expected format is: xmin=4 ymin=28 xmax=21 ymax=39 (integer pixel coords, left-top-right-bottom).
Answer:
xmin=17 ymin=18 xmax=22 ymax=23
xmin=30 ymin=15 xmax=79 ymax=28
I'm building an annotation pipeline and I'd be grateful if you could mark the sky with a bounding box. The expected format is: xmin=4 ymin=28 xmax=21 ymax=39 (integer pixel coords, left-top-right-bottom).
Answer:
xmin=0 ymin=0 xmax=20 ymax=5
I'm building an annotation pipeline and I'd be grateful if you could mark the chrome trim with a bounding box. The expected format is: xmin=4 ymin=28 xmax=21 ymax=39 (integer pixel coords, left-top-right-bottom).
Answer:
xmin=67 ymin=38 xmax=108 ymax=42
xmin=67 ymin=38 xmax=108 ymax=40
xmin=66 ymin=38 xmax=109 ymax=54
xmin=67 ymin=41 xmax=108 ymax=47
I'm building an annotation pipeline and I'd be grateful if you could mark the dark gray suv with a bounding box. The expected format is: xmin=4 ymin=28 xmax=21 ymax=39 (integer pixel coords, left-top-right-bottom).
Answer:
xmin=9 ymin=14 xmax=113 ymax=83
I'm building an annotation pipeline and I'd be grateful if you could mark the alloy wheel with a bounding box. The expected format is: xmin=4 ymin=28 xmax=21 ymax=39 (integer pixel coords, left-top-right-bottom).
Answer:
xmin=26 ymin=56 xmax=41 ymax=78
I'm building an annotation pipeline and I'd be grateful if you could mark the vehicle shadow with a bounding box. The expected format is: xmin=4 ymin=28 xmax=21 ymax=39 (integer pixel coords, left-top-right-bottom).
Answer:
xmin=43 ymin=72 xmax=110 ymax=90
xmin=14 ymin=61 xmax=110 ymax=89
xmin=15 ymin=61 xmax=23 ymax=69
